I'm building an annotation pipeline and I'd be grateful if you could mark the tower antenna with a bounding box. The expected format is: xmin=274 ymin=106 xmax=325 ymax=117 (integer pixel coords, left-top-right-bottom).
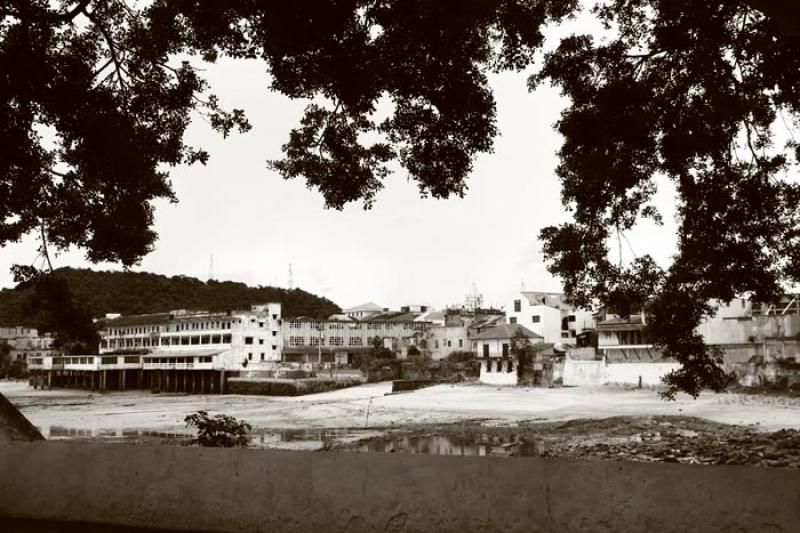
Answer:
xmin=288 ymin=262 xmax=294 ymax=290
xmin=208 ymin=254 xmax=215 ymax=281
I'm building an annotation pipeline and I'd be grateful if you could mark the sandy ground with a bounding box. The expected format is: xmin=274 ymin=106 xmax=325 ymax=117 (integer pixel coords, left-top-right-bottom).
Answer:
xmin=3 ymin=380 xmax=799 ymax=437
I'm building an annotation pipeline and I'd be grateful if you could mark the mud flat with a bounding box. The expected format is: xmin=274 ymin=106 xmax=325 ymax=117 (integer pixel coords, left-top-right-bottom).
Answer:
xmin=2 ymin=380 xmax=800 ymax=458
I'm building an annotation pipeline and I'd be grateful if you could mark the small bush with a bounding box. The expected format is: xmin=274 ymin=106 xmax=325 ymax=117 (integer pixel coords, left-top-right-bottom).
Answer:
xmin=184 ymin=410 xmax=251 ymax=447
xmin=446 ymin=351 xmax=475 ymax=363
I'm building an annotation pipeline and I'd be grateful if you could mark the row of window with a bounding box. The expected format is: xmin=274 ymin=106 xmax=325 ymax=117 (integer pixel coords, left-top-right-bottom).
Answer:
xmin=146 ymin=356 xmax=214 ymax=364
xmin=484 ymin=359 xmax=514 ymax=372
xmin=107 ymin=316 xmax=280 ymax=336
xmin=286 ymin=322 xmax=429 ymax=331
xmin=104 ymin=334 xmax=234 ymax=349
xmin=434 ymin=339 xmax=464 ymax=349
xmin=288 ymin=336 xmax=348 ymax=347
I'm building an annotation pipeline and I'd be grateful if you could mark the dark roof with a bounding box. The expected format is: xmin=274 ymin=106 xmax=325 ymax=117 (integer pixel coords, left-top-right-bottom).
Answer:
xmin=597 ymin=315 xmax=645 ymax=331
xmin=470 ymin=323 xmax=542 ymax=340
xmin=360 ymin=311 xmax=422 ymax=323
xmin=103 ymin=313 xmax=172 ymax=327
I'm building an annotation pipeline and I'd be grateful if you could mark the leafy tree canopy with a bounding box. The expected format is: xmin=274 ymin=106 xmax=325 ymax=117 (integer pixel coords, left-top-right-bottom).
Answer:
xmin=0 ymin=267 xmax=342 ymax=348
xmin=2 ymin=1 xmax=799 ymax=396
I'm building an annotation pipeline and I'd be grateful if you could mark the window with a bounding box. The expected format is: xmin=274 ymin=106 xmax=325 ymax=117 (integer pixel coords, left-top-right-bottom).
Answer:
xmin=201 ymin=335 xmax=210 ymax=344
xmin=248 ymin=353 xmax=253 ymax=360
xmin=191 ymin=336 xmax=200 ymax=345
xmin=568 ymin=315 xmax=576 ymax=322
xmin=211 ymin=335 xmax=221 ymax=344
xmin=496 ymin=359 xmax=502 ymax=371
xmin=261 ymin=353 xmax=265 ymax=361
xmin=272 ymin=331 xmax=277 ymax=336
xmin=458 ymin=339 xmax=463 ymax=348
xmin=329 ymin=336 xmax=344 ymax=347
xmin=483 ymin=344 xmax=489 ymax=358
xmin=222 ymin=334 xmax=232 ymax=343
xmin=485 ymin=360 xmax=492 ymax=372
xmin=502 ymin=343 xmax=509 ymax=357
xmin=272 ymin=345 xmax=277 ymax=351
xmin=508 ymin=360 xmax=514 ymax=372
xmin=435 ymin=340 xmax=439 ymax=349
xmin=101 ymin=356 xmax=117 ymax=365
xmin=509 ymin=317 xmax=517 ymax=324
xmin=348 ymin=337 xmax=363 ymax=347
xmin=447 ymin=340 xmax=451 ymax=347
xmin=259 ymin=322 xmax=265 ymax=328
xmin=244 ymin=336 xmax=254 ymax=345
xmin=532 ymin=315 xmax=540 ymax=323
xmin=514 ymin=300 xmax=521 ymax=312
xmin=124 ymin=356 xmax=139 ymax=364
xmin=272 ymin=314 xmax=277 ymax=320
xmin=561 ymin=332 xmax=569 ymax=338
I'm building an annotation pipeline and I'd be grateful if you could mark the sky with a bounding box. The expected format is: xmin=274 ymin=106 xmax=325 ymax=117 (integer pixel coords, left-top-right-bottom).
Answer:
xmin=0 ymin=12 xmax=680 ymax=313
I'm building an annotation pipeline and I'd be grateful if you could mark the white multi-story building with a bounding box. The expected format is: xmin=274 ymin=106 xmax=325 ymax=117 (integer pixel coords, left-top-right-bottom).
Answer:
xmin=99 ymin=303 xmax=282 ymax=371
xmin=0 ymin=327 xmax=58 ymax=365
xmin=506 ymin=291 xmax=594 ymax=345
xmin=282 ymin=315 xmax=432 ymax=363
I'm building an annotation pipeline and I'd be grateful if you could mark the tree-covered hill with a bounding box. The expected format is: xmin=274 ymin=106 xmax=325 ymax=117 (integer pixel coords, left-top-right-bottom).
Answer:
xmin=0 ymin=267 xmax=341 ymax=329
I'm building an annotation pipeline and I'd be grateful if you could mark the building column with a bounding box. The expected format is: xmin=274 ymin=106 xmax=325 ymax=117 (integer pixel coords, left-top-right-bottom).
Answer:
xmin=219 ymin=370 xmax=225 ymax=394
xmin=121 ymin=369 xmax=126 ymax=391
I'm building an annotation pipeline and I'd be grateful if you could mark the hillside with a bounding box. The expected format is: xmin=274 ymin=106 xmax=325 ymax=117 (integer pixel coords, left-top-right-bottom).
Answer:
xmin=0 ymin=267 xmax=341 ymax=329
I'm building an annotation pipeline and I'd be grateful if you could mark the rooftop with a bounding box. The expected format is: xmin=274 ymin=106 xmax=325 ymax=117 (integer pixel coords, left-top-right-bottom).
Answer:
xmin=470 ymin=323 xmax=542 ymax=341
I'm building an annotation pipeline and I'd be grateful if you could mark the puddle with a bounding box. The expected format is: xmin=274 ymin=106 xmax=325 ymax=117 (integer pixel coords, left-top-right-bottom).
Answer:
xmin=39 ymin=426 xmax=548 ymax=456
xmin=353 ymin=434 xmax=546 ymax=457
xmin=38 ymin=425 xmax=378 ymax=450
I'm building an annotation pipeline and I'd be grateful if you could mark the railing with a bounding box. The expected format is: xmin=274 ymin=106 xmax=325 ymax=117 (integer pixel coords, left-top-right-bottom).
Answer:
xmin=142 ymin=362 xmax=215 ymax=370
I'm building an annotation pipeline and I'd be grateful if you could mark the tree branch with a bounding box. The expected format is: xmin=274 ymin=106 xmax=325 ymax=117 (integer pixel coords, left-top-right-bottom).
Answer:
xmin=49 ymin=0 xmax=92 ymax=23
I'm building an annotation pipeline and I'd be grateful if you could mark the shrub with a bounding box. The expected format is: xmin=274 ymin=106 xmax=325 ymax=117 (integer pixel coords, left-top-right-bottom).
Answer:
xmin=184 ymin=411 xmax=251 ymax=447
xmin=446 ymin=350 xmax=475 ymax=363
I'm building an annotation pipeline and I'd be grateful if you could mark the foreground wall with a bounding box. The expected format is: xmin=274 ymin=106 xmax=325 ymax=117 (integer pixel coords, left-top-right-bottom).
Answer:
xmin=1 ymin=441 xmax=799 ymax=533
xmin=562 ymin=356 xmax=681 ymax=387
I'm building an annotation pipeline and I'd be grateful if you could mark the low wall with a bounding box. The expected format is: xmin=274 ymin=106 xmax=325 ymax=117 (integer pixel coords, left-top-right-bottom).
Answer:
xmin=225 ymin=377 xmax=362 ymax=396
xmin=563 ymin=357 xmax=681 ymax=387
xmin=1 ymin=441 xmax=799 ymax=532
xmin=605 ymin=362 xmax=681 ymax=386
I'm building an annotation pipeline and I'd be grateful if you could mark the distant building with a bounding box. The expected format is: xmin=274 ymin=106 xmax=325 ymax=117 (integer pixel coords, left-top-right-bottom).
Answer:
xmin=473 ymin=323 xmax=542 ymax=385
xmin=99 ymin=304 xmax=282 ymax=371
xmin=0 ymin=327 xmax=58 ymax=366
xmin=282 ymin=314 xmax=432 ymax=364
xmin=506 ymin=291 xmax=594 ymax=345
xmin=342 ymin=302 xmax=385 ymax=320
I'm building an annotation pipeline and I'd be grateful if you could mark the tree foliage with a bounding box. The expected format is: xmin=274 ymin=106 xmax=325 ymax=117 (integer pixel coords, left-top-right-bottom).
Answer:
xmin=3 ymin=1 xmax=800 ymax=396
xmin=184 ymin=410 xmax=251 ymax=448
xmin=0 ymin=267 xmax=341 ymax=330
xmin=535 ymin=1 xmax=800 ymax=397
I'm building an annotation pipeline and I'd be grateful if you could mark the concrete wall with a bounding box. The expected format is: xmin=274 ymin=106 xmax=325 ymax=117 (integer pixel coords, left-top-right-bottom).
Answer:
xmin=562 ymin=357 xmax=681 ymax=387
xmin=562 ymin=358 xmax=606 ymax=386
xmin=605 ymin=362 xmax=681 ymax=386
xmin=479 ymin=359 xmax=518 ymax=385
xmin=1 ymin=441 xmax=799 ymax=532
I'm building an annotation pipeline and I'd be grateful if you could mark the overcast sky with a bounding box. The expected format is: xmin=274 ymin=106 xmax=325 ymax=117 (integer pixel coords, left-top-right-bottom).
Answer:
xmin=0 ymin=13 xmax=680 ymax=312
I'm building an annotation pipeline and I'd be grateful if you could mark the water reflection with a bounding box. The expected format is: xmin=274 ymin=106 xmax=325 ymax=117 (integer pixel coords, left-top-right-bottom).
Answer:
xmin=38 ymin=425 xmax=370 ymax=450
xmin=38 ymin=425 xmax=545 ymax=457
xmin=357 ymin=434 xmax=544 ymax=457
